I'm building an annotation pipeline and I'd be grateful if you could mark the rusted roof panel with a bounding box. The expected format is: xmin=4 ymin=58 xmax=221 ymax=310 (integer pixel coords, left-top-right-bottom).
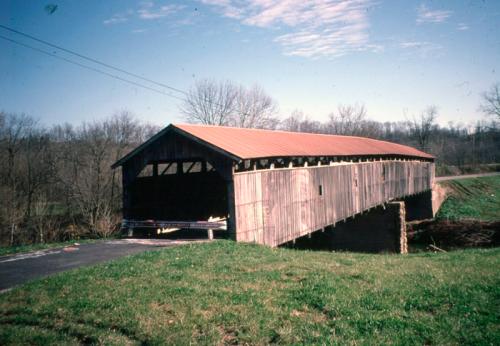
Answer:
xmin=173 ymin=124 xmax=434 ymax=160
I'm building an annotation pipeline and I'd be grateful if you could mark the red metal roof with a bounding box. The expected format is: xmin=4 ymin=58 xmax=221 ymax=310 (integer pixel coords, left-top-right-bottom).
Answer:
xmin=173 ymin=124 xmax=434 ymax=160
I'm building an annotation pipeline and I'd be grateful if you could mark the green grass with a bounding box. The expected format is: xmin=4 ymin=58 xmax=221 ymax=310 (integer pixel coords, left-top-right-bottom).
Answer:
xmin=1 ymin=241 xmax=499 ymax=345
xmin=0 ymin=239 xmax=101 ymax=257
xmin=437 ymin=175 xmax=500 ymax=221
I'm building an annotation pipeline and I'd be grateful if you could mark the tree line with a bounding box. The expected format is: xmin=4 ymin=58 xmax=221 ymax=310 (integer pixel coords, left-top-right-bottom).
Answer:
xmin=0 ymin=111 xmax=158 ymax=246
xmin=183 ymin=79 xmax=500 ymax=169
xmin=280 ymin=105 xmax=499 ymax=170
xmin=1 ymin=80 xmax=499 ymax=246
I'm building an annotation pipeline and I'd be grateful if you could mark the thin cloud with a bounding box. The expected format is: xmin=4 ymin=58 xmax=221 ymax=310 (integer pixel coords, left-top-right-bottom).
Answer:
xmin=103 ymin=11 xmax=130 ymax=25
xmin=457 ymin=23 xmax=469 ymax=31
xmin=400 ymin=41 xmax=443 ymax=58
xmin=417 ymin=4 xmax=452 ymax=24
xmin=201 ymin=0 xmax=379 ymax=59
xmin=201 ymin=0 xmax=243 ymax=19
xmin=103 ymin=1 xmax=184 ymax=25
xmin=137 ymin=2 xmax=185 ymax=20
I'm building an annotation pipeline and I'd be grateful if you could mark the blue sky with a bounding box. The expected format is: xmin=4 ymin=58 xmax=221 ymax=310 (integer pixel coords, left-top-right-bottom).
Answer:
xmin=1 ymin=0 xmax=499 ymax=127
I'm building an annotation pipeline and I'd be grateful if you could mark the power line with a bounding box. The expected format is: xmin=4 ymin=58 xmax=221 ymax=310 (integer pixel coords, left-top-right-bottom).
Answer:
xmin=0 ymin=34 xmax=186 ymax=101
xmin=0 ymin=24 xmax=253 ymax=116
xmin=0 ymin=24 xmax=188 ymax=97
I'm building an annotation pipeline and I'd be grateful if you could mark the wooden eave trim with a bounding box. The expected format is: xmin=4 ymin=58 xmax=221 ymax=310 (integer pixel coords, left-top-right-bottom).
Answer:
xmin=111 ymin=125 xmax=173 ymax=169
xmin=111 ymin=124 xmax=242 ymax=169
xmin=170 ymin=126 xmax=242 ymax=162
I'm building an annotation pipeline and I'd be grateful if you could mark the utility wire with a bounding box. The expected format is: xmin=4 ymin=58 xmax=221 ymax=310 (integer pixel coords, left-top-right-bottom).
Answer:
xmin=0 ymin=34 xmax=186 ymax=101
xmin=0 ymin=24 xmax=250 ymax=116
xmin=0 ymin=24 xmax=188 ymax=97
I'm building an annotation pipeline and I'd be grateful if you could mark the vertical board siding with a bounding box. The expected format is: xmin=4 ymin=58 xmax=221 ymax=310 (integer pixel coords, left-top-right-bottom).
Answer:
xmin=234 ymin=160 xmax=434 ymax=247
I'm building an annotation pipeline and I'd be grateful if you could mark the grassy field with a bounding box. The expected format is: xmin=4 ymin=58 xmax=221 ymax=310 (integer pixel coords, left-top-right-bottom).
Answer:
xmin=0 ymin=241 xmax=498 ymax=345
xmin=437 ymin=175 xmax=500 ymax=221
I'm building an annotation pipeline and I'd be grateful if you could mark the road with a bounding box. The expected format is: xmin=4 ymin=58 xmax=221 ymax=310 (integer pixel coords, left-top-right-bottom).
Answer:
xmin=0 ymin=239 xmax=202 ymax=292
xmin=435 ymin=172 xmax=500 ymax=182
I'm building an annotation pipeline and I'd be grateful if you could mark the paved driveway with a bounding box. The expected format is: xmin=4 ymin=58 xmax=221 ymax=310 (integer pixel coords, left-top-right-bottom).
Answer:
xmin=0 ymin=239 xmax=201 ymax=292
xmin=435 ymin=172 xmax=500 ymax=182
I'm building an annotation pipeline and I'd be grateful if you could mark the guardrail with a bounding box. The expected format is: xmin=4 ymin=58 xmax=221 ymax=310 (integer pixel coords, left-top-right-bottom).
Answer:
xmin=121 ymin=219 xmax=227 ymax=231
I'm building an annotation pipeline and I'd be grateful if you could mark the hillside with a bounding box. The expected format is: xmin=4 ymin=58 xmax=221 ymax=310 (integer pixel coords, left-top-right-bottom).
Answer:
xmin=437 ymin=175 xmax=500 ymax=221
xmin=1 ymin=241 xmax=498 ymax=345
xmin=407 ymin=175 xmax=500 ymax=250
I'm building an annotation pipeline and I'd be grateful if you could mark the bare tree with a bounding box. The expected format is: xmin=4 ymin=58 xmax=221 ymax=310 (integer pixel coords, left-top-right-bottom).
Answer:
xmin=280 ymin=110 xmax=323 ymax=133
xmin=104 ymin=111 xmax=159 ymax=209
xmin=181 ymin=79 xmax=279 ymax=129
xmin=23 ymin=130 xmax=54 ymax=219
xmin=480 ymin=82 xmax=500 ymax=119
xmin=49 ymin=112 xmax=155 ymax=238
xmin=181 ymin=79 xmax=238 ymax=126
xmin=56 ymin=122 xmax=116 ymax=236
xmin=0 ymin=112 xmax=37 ymax=245
xmin=233 ymin=85 xmax=279 ymax=129
xmin=409 ymin=106 xmax=438 ymax=151
xmin=327 ymin=104 xmax=367 ymax=136
xmin=280 ymin=109 xmax=304 ymax=132
xmin=0 ymin=112 xmax=36 ymax=183
xmin=32 ymin=192 xmax=59 ymax=243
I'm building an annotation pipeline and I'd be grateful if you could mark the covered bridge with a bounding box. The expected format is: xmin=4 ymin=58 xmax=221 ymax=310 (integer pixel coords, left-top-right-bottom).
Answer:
xmin=112 ymin=124 xmax=435 ymax=248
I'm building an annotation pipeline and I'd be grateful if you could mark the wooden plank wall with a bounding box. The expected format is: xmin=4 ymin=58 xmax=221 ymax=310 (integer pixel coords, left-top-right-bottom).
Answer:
xmin=233 ymin=160 xmax=434 ymax=247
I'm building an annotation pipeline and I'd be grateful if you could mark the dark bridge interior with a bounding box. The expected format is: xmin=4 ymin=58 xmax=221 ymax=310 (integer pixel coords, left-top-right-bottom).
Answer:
xmin=128 ymin=160 xmax=228 ymax=221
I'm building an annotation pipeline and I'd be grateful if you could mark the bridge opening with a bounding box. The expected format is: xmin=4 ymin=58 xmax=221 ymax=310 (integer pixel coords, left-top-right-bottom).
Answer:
xmin=124 ymin=160 xmax=229 ymax=238
xmin=401 ymin=190 xmax=433 ymax=221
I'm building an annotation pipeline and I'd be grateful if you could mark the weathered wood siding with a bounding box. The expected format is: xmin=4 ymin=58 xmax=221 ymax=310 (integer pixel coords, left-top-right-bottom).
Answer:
xmin=233 ymin=160 xmax=434 ymax=247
